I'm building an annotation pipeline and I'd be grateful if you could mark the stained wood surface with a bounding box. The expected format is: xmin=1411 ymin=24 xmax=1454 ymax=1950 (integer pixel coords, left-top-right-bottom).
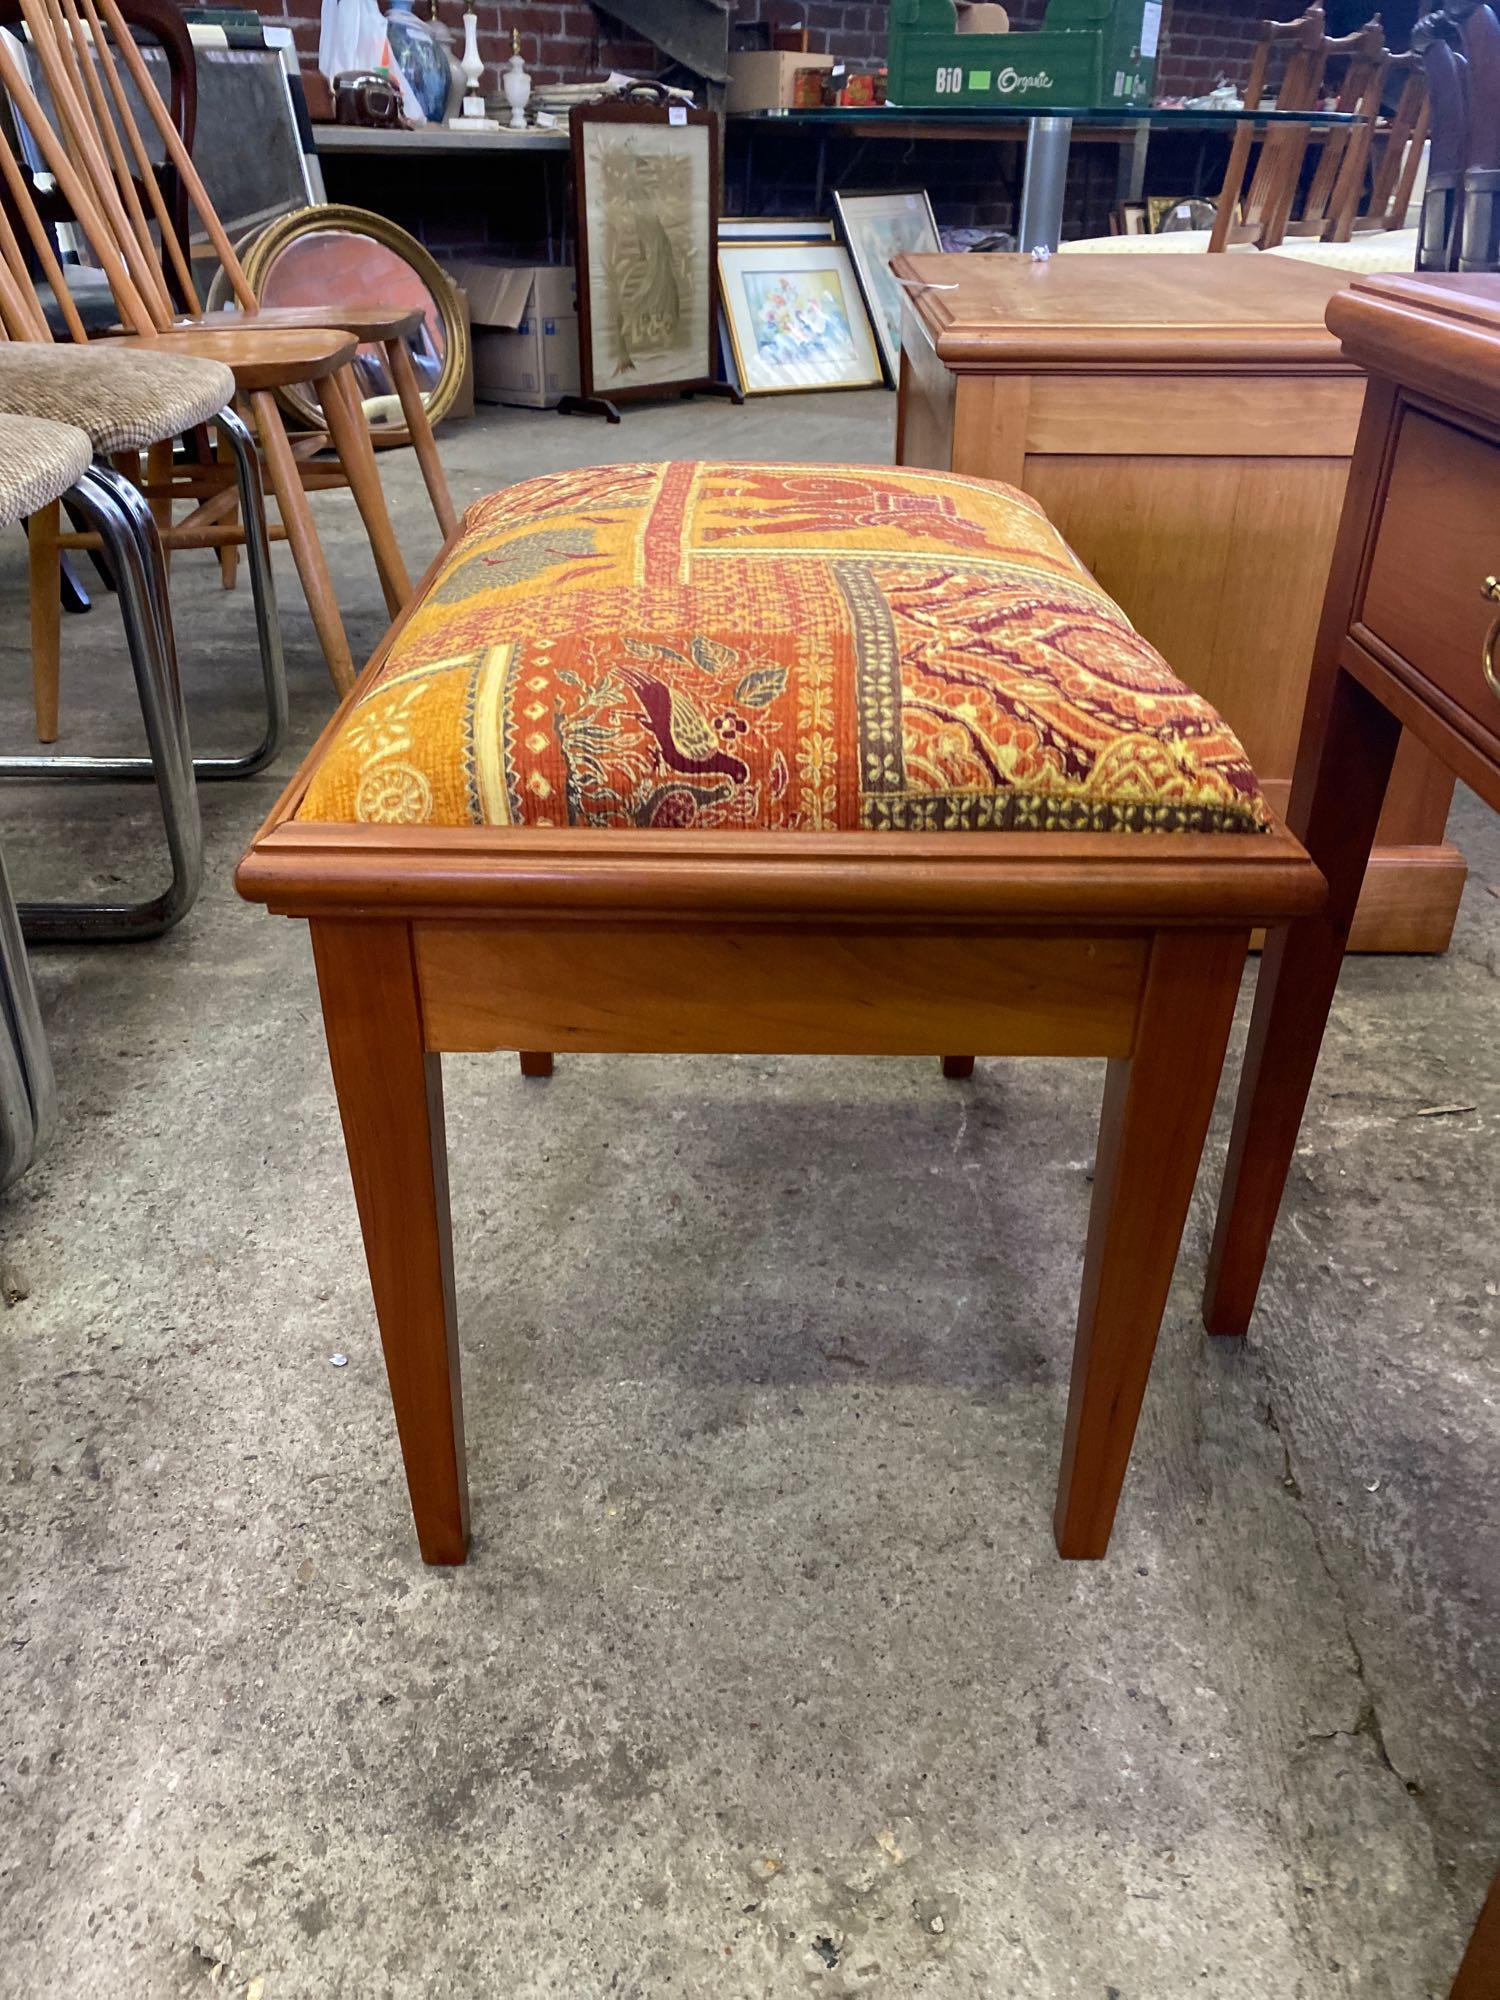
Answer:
xmin=312 ymin=919 xmax=469 ymax=1563
xmin=1329 ymin=272 xmax=1500 ymax=429
xmin=234 ymin=302 xmax=423 ymax=342
xmin=891 ymin=252 xmax=1360 ymax=372
xmin=1359 ymin=409 xmax=1500 ymax=750
xmin=1450 ymin=1868 xmax=1500 ymax=2000
xmin=109 ymin=325 xmax=357 ymax=390
xmin=896 ymin=276 xmax=1463 ymax=955
xmin=1056 ymin=927 xmax=1250 ymax=1556
xmin=237 ymin=820 xmax=1323 ymax=929
xmin=1020 ymin=375 xmax=1366 ymax=458
xmin=414 ymin=925 xmax=1148 ymax=1058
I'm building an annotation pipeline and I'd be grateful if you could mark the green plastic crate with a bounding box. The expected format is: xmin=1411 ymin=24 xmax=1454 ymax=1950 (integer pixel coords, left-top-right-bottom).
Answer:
xmin=886 ymin=0 xmax=1160 ymax=110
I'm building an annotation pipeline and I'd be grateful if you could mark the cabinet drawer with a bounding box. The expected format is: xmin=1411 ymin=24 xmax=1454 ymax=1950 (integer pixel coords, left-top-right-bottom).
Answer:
xmin=1359 ymin=408 xmax=1500 ymax=744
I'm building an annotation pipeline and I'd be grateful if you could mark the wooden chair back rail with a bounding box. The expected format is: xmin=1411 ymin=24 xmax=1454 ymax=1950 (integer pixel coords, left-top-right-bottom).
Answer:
xmin=89 ymin=0 xmax=258 ymax=309
xmin=0 ymin=173 xmax=55 ymax=338
xmin=1208 ymin=9 xmax=1392 ymax=252
xmin=3 ymin=0 xmax=255 ymax=322
xmin=17 ymin=0 xmax=173 ymax=323
xmin=1299 ymin=24 xmax=1388 ymax=234
xmin=48 ymin=0 xmax=159 ymax=279
xmin=71 ymin=0 xmax=200 ymax=307
xmin=1208 ymin=11 xmax=1328 ymax=251
xmin=0 ymin=27 xmax=155 ymax=330
xmin=92 ymin=0 xmax=198 ymax=304
xmin=0 ymin=136 xmax=83 ymax=337
xmin=0 ymin=224 xmax=48 ymax=336
xmin=1359 ymin=57 xmax=1428 ymax=232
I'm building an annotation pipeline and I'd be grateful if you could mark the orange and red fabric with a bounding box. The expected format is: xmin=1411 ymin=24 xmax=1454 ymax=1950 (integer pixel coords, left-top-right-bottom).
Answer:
xmin=298 ymin=461 xmax=1271 ymax=837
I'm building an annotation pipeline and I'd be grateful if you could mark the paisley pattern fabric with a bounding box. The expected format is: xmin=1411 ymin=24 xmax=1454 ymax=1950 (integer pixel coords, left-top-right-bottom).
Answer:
xmin=298 ymin=461 xmax=1271 ymax=836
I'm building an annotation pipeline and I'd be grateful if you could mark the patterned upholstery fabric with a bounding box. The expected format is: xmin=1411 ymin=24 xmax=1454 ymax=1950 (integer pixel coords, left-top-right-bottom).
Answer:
xmin=0 ymin=344 xmax=234 ymax=455
xmin=299 ymin=461 xmax=1272 ymax=837
xmin=0 ymin=411 xmax=91 ymax=529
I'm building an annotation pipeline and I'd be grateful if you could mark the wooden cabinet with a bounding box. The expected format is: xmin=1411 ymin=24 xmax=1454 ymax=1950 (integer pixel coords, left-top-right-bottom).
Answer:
xmin=893 ymin=251 xmax=1466 ymax=952
xmin=1360 ymin=409 xmax=1500 ymax=746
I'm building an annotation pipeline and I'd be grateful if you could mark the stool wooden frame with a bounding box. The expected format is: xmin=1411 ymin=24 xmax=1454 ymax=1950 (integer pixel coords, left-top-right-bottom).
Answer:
xmin=238 ymin=565 xmax=1325 ymax=1567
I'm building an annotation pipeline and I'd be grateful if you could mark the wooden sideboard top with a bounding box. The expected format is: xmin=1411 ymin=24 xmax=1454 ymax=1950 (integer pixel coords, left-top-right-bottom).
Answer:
xmin=892 ymin=251 xmax=1360 ymax=374
xmin=1330 ymin=272 xmax=1500 ymax=428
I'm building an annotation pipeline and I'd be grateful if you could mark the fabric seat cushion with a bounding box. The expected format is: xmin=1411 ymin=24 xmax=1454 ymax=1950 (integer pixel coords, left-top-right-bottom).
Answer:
xmin=0 ymin=411 xmax=91 ymax=527
xmin=1263 ymin=228 xmax=1420 ymax=274
xmin=298 ymin=461 xmax=1272 ymax=837
xmin=1059 ymin=229 xmax=1260 ymax=256
xmin=0 ymin=343 xmax=235 ymax=454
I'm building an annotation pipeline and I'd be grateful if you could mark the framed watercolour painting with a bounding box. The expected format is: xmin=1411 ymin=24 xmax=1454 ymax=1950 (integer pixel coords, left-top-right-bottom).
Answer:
xmin=833 ymin=187 xmax=940 ymax=383
xmin=565 ymin=103 xmax=726 ymax=421
xmin=719 ymin=216 xmax=837 ymax=242
xmin=718 ymin=241 xmax=882 ymax=394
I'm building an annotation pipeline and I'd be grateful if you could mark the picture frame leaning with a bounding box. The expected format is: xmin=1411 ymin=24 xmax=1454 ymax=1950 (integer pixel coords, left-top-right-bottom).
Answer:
xmin=833 ymin=187 xmax=941 ymax=385
xmin=718 ymin=240 xmax=884 ymax=396
xmin=564 ymin=102 xmax=737 ymax=423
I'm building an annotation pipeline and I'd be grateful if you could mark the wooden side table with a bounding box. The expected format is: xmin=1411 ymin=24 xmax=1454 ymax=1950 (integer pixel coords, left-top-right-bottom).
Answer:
xmin=1206 ymin=273 xmax=1500 ymax=1331
xmin=893 ymin=251 xmax=1466 ymax=953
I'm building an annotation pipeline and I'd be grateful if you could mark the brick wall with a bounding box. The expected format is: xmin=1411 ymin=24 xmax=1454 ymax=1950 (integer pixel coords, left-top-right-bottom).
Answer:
xmin=1155 ymin=3 xmax=1263 ymax=99
xmin=259 ymin=0 xmax=1413 ymax=98
xmin=258 ymin=0 xmax=657 ymax=87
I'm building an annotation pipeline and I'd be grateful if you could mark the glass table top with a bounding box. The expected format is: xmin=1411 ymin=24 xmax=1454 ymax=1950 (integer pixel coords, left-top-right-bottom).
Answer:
xmin=738 ymin=105 xmax=1361 ymax=128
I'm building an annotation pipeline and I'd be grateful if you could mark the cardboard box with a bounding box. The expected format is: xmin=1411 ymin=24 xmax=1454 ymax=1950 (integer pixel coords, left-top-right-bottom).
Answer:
xmin=727 ymin=50 xmax=835 ymax=113
xmin=442 ymin=259 xmax=579 ymax=410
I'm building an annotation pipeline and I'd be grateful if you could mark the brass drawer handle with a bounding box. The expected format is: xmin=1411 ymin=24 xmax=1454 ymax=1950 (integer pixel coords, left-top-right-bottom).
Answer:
xmin=1484 ymin=576 xmax=1500 ymax=699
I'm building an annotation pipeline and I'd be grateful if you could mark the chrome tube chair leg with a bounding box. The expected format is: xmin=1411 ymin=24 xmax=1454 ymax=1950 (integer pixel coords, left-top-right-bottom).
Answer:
xmin=2 ymin=465 xmax=204 ymax=942
xmin=0 ymin=846 xmax=55 ymax=1188
xmin=73 ymin=409 xmax=287 ymax=782
xmin=180 ymin=407 xmax=287 ymax=781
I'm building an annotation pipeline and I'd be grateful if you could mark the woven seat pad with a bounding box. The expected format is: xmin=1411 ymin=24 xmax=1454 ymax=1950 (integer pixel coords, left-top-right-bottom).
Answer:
xmin=299 ymin=460 xmax=1272 ymax=837
xmin=0 ymin=410 xmax=90 ymax=528
xmin=0 ymin=343 xmax=234 ymax=455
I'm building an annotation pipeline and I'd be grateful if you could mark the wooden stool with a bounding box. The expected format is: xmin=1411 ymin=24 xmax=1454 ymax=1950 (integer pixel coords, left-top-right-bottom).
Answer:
xmin=238 ymin=461 xmax=1322 ymax=1564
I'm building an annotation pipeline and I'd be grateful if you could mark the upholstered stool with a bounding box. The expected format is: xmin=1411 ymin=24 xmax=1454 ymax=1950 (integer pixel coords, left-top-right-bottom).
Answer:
xmin=239 ymin=462 xmax=1322 ymax=1565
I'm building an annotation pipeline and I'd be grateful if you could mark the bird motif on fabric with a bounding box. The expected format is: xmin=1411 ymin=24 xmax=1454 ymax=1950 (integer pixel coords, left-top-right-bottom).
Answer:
xmin=619 ymin=666 xmax=751 ymax=786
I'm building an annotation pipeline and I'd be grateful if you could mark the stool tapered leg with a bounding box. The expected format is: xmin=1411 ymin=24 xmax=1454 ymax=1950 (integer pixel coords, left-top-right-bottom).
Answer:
xmin=312 ymin=919 xmax=469 ymax=1564
xmin=1055 ymin=928 xmax=1248 ymax=1559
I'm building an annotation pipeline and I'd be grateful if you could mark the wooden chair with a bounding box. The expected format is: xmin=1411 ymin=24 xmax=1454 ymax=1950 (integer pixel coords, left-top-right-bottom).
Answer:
xmin=1063 ymin=10 xmax=1389 ymax=255
xmin=236 ymin=461 xmax=1323 ymax=1565
xmin=0 ymin=0 xmax=409 ymax=697
xmin=1208 ymin=12 xmax=1388 ymax=251
xmin=1262 ymin=28 xmax=1461 ymax=272
xmin=1267 ymin=16 xmax=1390 ymax=244
xmin=1351 ymin=52 xmax=1430 ymax=236
xmin=104 ymin=0 xmax=457 ymax=544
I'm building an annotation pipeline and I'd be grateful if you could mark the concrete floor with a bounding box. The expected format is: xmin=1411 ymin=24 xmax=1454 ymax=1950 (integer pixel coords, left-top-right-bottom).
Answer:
xmin=0 ymin=393 xmax=1495 ymax=2000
